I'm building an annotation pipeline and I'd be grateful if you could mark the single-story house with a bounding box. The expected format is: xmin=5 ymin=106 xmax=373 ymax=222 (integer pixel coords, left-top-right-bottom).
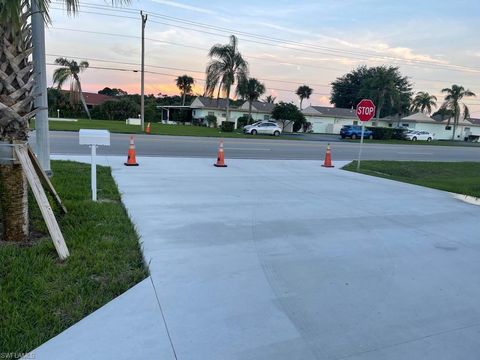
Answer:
xmin=76 ymin=92 xmax=117 ymax=109
xmin=160 ymin=97 xmax=292 ymax=131
xmin=378 ymin=112 xmax=480 ymax=140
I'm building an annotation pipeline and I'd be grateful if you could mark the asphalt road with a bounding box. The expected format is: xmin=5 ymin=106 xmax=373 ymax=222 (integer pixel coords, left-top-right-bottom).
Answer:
xmin=30 ymin=131 xmax=480 ymax=161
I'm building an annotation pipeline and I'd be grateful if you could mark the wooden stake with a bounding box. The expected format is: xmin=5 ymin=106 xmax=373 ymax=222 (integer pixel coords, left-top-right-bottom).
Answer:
xmin=14 ymin=145 xmax=69 ymax=260
xmin=27 ymin=145 xmax=67 ymax=214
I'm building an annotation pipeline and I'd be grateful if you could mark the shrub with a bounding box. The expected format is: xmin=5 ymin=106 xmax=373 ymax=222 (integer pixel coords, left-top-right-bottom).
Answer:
xmin=236 ymin=115 xmax=254 ymax=129
xmin=364 ymin=127 xmax=407 ymax=140
xmin=220 ymin=121 xmax=235 ymax=132
xmin=392 ymin=128 xmax=407 ymax=140
xmin=205 ymin=114 xmax=217 ymax=128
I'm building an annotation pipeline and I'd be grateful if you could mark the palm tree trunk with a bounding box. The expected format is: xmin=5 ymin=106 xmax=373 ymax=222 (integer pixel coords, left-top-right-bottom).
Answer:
xmin=452 ymin=113 xmax=459 ymax=141
xmin=75 ymin=77 xmax=91 ymax=119
xmin=0 ymin=162 xmax=29 ymax=241
xmin=226 ymin=86 xmax=231 ymax=124
xmin=182 ymin=92 xmax=186 ymax=106
xmin=248 ymin=100 xmax=253 ymax=124
xmin=300 ymin=98 xmax=303 ymax=110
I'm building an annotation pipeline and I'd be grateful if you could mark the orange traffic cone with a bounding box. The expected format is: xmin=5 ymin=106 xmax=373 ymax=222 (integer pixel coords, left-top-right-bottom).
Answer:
xmin=322 ymin=143 xmax=334 ymax=168
xmin=214 ymin=139 xmax=227 ymax=167
xmin=124 ymin=136 xmax=139 ymax=166
xmin=145 ymin=122 xmax=151 ymax=134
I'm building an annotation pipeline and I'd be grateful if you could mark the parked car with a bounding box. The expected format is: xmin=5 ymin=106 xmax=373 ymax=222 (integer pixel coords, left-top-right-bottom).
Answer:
xmin=405 ymin=131 xmax=434 ymax=141
xmin=340 ymin=125 xmax=373 ymax=139
xmin=244 ymin=121 xmax=282 ymax=136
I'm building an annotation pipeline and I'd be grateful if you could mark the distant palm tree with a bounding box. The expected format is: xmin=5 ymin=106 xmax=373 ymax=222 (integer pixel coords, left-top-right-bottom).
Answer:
xmin=296 ymin=85 xmax=313 ymax=110
xmin=263 ymin=95 xmax=276 ymax=103
xmin=205 ymin=35 xmax=248 ymax=123
xmin=441 ymin=85 xmax=476 ymax=140
xmin=52 ymin=57 xmax=91 ymax=119
xmin=411 ymin=92 xmax=437 ymax=114
xmin=236 ymin=77 xmax=266 ymax=122
xmin=176 ymin=75 xmax=195 ymax=106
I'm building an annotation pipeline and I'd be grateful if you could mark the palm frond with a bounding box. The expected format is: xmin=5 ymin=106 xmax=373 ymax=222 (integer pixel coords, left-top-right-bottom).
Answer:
xmin=79 ymin=61 xmax=89 ymax=70
xmin=52 ymin=68 xmax=71 ymax=89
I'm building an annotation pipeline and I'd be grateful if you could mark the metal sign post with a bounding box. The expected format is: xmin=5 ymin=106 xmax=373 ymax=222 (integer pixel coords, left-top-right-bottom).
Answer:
xmin=357 ymin=123 xmax=365 ymax=171
xmin=355 ymin=99 xmax=376 ymax=171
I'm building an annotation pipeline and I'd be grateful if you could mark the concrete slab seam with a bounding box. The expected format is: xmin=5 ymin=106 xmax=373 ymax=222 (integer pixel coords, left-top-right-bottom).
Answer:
xmin=149 ymin=273 xmax=179 ymax=360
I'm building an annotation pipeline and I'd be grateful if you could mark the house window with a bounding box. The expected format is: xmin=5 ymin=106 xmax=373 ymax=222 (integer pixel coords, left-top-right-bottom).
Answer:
xmin=192 ymin=110 xmax=196 ymax=116
xmin=221 ymin=113 xmax=226 ymax=117
xmin=208 ymin=111 xmax=214 ymax=116
xmin=402 ymin=123 xmax=409 ymax=128
xmin=388 ymin=123 xmax=392 ymax=127
xmin=243 ymin=113 xmax=249 ymax=117
xmin=445 ymin=126 xmax=452 ymax=130
xmin=264 ymin=115 xmax=270 ymax=120
xmin=353 ymin=120 xmax=358 ymax=125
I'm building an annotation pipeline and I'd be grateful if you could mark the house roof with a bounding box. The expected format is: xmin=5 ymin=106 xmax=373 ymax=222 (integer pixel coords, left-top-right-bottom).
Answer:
xmin=303 ymin=106 xmax=357 ymax=118
xmin=191 ymin=96 xmax=237 ymax=110
xmin=402 ymin=112 xmax=434 ymax=122
xmin=401 ymin=112 xmax=476 ymax=126
xmin=82 ymin=92 xmax=117 ymax=106
xmin=59 ymin=90 xmax=116 ymax=106
xmin=239 ymin=101 xmax=275 ymax=113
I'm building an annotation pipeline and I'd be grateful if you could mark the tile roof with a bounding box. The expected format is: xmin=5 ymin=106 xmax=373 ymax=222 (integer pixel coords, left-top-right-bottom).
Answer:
xmin=81 ymin=92 xmax=117 ymax=106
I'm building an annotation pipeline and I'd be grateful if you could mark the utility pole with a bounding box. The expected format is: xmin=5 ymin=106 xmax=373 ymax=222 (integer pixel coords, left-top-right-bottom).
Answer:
xmin=31 ymin=1 xmax=51 ymax=174
xmin=140 ymin=11 xmax=148 ymax=131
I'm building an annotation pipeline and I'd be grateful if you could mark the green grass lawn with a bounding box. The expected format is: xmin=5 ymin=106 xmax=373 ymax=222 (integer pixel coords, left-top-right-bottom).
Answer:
xmin=32 ymin=119 xmax=289 ymax=139
xmin=0 ymin=161 xmax=148 ymax=355
xmin=344 ymin=161 xmax=480 ymax=198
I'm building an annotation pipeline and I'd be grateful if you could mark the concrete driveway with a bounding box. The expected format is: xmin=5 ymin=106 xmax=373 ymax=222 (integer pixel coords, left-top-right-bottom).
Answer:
xmin=33 ymin=156 xmax=480 ymax=359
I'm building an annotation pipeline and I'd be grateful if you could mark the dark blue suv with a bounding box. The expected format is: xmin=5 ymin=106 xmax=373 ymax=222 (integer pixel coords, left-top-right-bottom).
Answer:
xmin=340 ymin=125 xmax=374 ymax=140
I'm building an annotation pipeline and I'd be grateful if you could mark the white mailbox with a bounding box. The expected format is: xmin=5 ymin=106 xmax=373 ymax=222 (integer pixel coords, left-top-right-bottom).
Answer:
xmin=79 ymin=129 xmax=110 ymax=146
xmin=79 ymin=129 xmax=111 ymax=201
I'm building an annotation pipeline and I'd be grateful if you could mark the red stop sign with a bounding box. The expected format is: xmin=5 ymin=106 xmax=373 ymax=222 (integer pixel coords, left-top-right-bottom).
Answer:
xmin=356 ymin=99 xmax=376 ymax=122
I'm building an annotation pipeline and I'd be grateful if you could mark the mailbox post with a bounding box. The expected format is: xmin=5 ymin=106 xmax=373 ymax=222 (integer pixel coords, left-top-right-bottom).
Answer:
xmin=79 ymin=129 xmax=110 ymax=201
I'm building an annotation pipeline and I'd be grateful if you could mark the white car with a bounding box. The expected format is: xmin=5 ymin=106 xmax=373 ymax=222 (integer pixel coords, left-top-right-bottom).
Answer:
xmin=405 ymin=130 xmax=434 ymax=141
xmin=244 ymin=121 xmax=282 ymax=136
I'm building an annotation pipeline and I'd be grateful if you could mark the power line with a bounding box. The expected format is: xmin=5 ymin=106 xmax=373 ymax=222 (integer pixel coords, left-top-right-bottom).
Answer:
xmin=49 ymin=5 xmax=480 ymax=74
xmin=45 ymin=52 xmax=480 ymax=103
xmin=45 ymin=53 xmax=333 ymax=88
xmin=52 ymin=1 xmax=480 ymax=73
xmin=49 ymin=26 xmax=480 ymax=92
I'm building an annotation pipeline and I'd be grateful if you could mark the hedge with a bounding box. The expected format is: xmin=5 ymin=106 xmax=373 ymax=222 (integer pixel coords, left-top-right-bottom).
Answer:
xmin=220 ymin=121 xmax=235 ymax=132
xmin=366 ymin=127 xmax=407 ymax=140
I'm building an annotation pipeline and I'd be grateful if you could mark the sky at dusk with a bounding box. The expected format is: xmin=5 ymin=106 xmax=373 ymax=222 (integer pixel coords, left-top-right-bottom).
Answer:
xmin=46 ymin=0 xmax=480 ymax=116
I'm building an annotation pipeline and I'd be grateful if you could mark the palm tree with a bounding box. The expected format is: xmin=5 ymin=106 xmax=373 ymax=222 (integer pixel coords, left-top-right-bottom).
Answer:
xmin=411 ymin=92 xmax=437 ymax=114
xmin=236 ymin=77 xmax=266 ymax=122
xmin=53 ymin=57 xmax=91 ymax=119
xmin=176 ymin=75 xmax=195 ymax=106
xmin=205 ymin=35 xmax=248 ymax=123
xmin=296 ymin=85 xmax=313 ymax=110
xmin=441 ymin=85 xmax=476 ymax=140
xmin=263 ymin=95 xmax=276 ymax=103
xmin=0 ymin=0 xmax=128 ymax=242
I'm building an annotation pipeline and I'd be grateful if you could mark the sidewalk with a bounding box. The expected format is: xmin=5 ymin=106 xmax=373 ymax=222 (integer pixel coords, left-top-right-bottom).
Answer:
xmin=29 ymin=156 xmax=480 ymax=360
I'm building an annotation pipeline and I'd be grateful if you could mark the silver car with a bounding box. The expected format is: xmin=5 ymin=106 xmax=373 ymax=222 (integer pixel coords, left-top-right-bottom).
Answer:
xmin=244 ymin=121 xmax=282 ymax=136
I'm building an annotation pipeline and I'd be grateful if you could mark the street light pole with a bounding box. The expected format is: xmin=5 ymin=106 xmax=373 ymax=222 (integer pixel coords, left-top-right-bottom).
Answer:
xmin=31 ymin=1 xmax=51 ymax=174
xmin=140 ymin=11 xmax=148 ymax=132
